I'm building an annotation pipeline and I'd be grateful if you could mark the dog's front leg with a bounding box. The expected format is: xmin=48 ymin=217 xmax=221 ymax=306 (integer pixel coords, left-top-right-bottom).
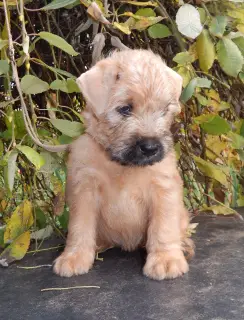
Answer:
xmin=54 ymin=190 xmax=97 ymax=277
xmin=143 ymin=182 xmax=189 ymax=281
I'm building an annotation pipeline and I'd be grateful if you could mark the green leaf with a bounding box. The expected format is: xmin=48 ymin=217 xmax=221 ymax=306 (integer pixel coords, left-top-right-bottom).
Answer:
xmin=0 ymin=39 xmax=8 ymax=50
xmin=180 ymin=77 xmax=211 ymax=103
xmin=209 ymin=16 xmax=228 ymax=37
xmin=228 ymin=132 xmax=244 ymax=149
xmin=14 ymin=110 xmax=26 ymax=137
xmin=17 ymin=146 xmax=45 ymax=170
xmin=48 ymin=66 xmax=76 ymax=79
xmin=58 ymin=207 xmax=69 ymax=230
xmin=39 ymin=151 xmax=60 ymax=173
xmin=136 ymin=8 xmax=156 ymax=17
xmin=176 ymin=4 xmax=203 ymax=39
xmin=194 ymin=114 xmax=231 ymax=135
xmin=41 ymin=0 xmax=77 ymax=10
xmin=38 ymin=32 xmax=79 ymax=56
xmin=0 ymin=139 xmax=3 ymax=157
xmin=196 ymin=29 xmax=215 ymax=72
xmin=50 ymin=78 xmax=80 ymax=93
xmin=120 ymin=1 xmax=158 ymax=6
xmin=194 ymin=156 xmax=229 ymax=185
xmin=148 ymin=24 xmax=172 ymax=39
xmin=240 ymin=71 xmax=244 ymax=83
xmin=58 ymin=134 xmax=74 ymax=145
xmin=35 ymin=208 xmax=47 ymax=229
xmin=198 ymin=8 xmax=207 ymax=24
xmin=232 ymin=37 xmax=244 ymax=57
xmin=0 ymin=231 xmax=31 ymax=266
xmin=50 ymin=119 xmax=84 ymax=138
xmin=195 ymin=93 xmax=209 ymax=106
xmin=20 ymin=75 xmax=49 ymax=94
xmin=240 ymin=120 xmax=244 ymax=137
xmin=173 ymin=52 xmax=194 ymax=65
xmin=4 ymin=151 xmax=18 ymax=193
xmin=0 ymin=227 xmax=5 ymax=248
xmin=216 ymin=38 xmax=244 ymax=77
xmin=0 ymin=60 xmax=9 ymax=75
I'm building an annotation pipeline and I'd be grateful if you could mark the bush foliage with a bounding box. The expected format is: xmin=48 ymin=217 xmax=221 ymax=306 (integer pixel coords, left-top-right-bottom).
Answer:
xmin=0 ymin=0 xmax=244 ymax=266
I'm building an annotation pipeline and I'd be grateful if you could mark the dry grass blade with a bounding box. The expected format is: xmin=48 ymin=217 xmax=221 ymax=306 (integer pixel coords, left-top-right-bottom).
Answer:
xmin=41 ymin=286 xmax=100 ymax=292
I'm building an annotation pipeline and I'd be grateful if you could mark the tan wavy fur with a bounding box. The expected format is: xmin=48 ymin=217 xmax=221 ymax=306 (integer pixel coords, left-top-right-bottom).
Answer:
xmin=53 ymin=49 xmax=194 ymax=280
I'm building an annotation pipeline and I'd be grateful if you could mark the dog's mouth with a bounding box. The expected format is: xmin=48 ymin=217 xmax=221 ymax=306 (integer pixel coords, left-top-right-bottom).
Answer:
xmin=108 ymin=137 xmax=164 ymax=167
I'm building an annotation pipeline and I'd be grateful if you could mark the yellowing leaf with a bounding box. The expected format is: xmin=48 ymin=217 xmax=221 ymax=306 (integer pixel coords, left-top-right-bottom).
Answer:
xmin=175 ymin=66 xmax=192 ymax=88
xmin=4 ymin=200 xmax=33 ymax=244
xmin=205 ymin=205 xmax=237 ymax=216
xmin=227 ymin=9 xmax=244 ymax=22
xmin=196 ymin=29 xmax=215 ymax=72
xmin=0 ymin=39 xmax=8 ymax=50
xmin=194 ymin=156 xmax=229 ymax=185
xmin=121 ymin=13 xmax=163 ymax=31
xmin=237 ymin=24 xmax=244 ymax=33
xmin=205 ymin=136 xmax=228 ymax=160
xmin=188 ymin=43 xmax=198 ymax=62
xmin=113 ymin=22 xmax=131 ymax=34
xmin=0 ymin=231 xmax=31 ymax=266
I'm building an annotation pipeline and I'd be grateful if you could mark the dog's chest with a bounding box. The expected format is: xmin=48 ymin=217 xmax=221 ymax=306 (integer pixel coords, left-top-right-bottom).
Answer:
xmin=99 ymin=173 xmax=149 ymax=250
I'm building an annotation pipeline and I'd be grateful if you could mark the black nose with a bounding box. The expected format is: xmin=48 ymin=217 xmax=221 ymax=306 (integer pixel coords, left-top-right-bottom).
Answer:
xmin=138 ymin=138 xmax=161 ymax=157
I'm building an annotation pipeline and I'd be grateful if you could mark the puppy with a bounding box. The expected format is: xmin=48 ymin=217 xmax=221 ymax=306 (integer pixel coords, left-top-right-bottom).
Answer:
xmin=54 ymin=49 xmax=194 ymax=280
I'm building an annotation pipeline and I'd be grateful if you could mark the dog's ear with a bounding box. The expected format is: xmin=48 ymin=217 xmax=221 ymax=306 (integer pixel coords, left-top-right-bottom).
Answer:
xmin=76 ymin=60 xmax=118 ymax=115
xmin=166 ymin=67 xmax=183 ymax=113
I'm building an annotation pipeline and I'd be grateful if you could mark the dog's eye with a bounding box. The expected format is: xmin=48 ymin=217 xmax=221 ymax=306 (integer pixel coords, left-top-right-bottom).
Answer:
xmin=117 ymin=105 xmax=132 ymax=117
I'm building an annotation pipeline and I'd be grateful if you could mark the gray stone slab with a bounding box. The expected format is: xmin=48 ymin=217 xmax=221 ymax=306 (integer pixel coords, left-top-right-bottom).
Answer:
xmin=1 ymin=212 xmax=244 ymax=320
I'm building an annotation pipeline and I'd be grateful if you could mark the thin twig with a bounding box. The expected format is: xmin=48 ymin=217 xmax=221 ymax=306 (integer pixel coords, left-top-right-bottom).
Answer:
xmin=41 ymin=286 xmax=100 ymax=292
xmin=17 ymin=264 xmax=52 ymax=269
xmin=27 ymin=245 xmax=64 ymax=254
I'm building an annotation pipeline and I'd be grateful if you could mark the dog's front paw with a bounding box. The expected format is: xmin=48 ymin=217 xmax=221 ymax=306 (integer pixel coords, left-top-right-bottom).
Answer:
xmin=143 ymin=250 xmax=189 ymax=281
xmin=53 ymin=250 xmax=94 ymax=277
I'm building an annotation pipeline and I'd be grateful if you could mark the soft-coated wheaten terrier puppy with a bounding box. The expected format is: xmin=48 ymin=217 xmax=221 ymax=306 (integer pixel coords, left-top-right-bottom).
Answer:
xmin=54 ymin=49 xmax=194 ymax=280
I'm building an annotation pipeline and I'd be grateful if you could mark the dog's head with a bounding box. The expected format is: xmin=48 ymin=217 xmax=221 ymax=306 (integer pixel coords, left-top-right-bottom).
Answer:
xmin=76 ymin=50 xmax=182 ymax=167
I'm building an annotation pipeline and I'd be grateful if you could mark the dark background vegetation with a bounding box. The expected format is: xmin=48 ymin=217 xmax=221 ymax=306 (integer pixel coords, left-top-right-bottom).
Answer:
xmin=0 ymin=0 xmax=243 ymax=265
